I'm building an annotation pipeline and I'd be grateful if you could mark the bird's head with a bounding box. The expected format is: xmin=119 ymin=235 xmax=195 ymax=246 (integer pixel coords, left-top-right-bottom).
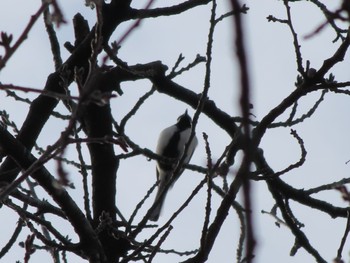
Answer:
xmin=176 ymin=110 xmax=192 ymax=129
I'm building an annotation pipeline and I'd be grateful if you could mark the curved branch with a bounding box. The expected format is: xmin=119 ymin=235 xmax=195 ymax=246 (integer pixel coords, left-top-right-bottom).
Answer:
xmin=128 ymin=0 xmax=211 ymax=19
xmin=252 ymin=84 xmax=322 ymax=150
xmin=254 ymin=129 xmax=307 ymax=180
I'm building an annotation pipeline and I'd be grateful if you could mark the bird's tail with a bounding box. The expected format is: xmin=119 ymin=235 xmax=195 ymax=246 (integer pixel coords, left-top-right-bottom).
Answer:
xmin=149 ymin=186 xmax=167 ymax=221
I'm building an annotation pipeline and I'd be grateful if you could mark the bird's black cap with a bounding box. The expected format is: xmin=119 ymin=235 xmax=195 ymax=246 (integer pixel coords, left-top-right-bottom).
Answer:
xmin=176 ymin=110 xmax=192 ymax=130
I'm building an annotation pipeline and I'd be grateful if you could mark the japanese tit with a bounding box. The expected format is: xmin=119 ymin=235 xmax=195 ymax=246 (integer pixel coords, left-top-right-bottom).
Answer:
xmin=149 ymin=110 xmax=198 ymax=221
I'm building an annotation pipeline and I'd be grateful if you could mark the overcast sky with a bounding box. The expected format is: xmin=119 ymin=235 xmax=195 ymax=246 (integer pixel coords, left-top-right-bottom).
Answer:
xmin=0 ymin=1 xmax=349 ymax=262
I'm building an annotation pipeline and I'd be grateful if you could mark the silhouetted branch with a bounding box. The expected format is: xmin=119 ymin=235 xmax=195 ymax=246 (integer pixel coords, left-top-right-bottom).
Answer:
xmin=253 ymin=129 xmax=307 ymax=180
xmin=0 ymin=3 xmax=48 ymax=71
xmin=335 ymin=211 xmax=350 ymax=261
xmin=0 ymin=126 xmax=105 ymax=261
xmin=0 ymin=218 xmax=23 ymax=258
xmin=283 ymin=0 xmax=305 ymax=75
xmin=129 ymin=0 xmax=211 ymax=19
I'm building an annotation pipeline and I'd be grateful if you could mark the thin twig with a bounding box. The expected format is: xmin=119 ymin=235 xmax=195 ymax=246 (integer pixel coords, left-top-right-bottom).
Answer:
xmin=253 ymin=129 xmax=307 ymax=180
xmin=0 ymin=84 xmax=81 ymax=101
xmin=0 ymin=218 xmax=24 ymax=258
xmin=283 ymin=0 xmax=305 ymax=75
xmin=0 ymin=3 xmax=48 ymax=70
xmin=230 ymin=0 xmax=255 ymax=261
xmin=199 ymin=132 xmax=213 ymax=249
xmin=43 ymin=0 xmax=63 ymax=70
xmin=335 ymin=211 xmax=350 ymax=261
xmin=74 ymin=129 xmax=93 ymax=222
xmin=148 ymin=225 xmax=173 ymax=262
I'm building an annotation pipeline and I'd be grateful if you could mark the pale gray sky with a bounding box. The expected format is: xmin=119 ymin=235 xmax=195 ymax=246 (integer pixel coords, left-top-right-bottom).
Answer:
xmin=0 ymin=1 xmax=349 ymax=262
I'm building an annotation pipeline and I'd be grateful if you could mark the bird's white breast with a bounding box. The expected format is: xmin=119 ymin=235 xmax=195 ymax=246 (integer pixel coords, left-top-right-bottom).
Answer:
xmin=156 ymin=125 xmax=197 ymax=159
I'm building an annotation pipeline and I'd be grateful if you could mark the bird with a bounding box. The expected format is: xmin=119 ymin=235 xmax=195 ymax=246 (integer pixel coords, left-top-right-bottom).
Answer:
xmin=149 ymin=110 xmax=198 ymax=221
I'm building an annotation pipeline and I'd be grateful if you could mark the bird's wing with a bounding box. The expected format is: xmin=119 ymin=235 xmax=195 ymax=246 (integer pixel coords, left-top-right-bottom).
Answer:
xmin=185 ymin=134 xmax=198 ymax=163
xmin=156 ymin=125 xmax=176 ymax=155
xmin=179 ymin=129 xmax=198 ymax=163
